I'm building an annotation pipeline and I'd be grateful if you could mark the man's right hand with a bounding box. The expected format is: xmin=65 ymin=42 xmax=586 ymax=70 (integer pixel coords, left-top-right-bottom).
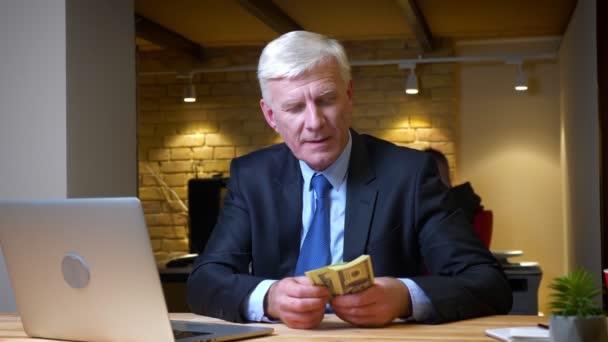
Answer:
xmin=264 ymin=276 xmax=330 ymax=329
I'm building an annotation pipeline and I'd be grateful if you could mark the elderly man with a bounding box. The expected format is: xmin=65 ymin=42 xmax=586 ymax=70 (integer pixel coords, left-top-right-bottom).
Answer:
xmin=187 ymin=31 xmax=512 ymax=329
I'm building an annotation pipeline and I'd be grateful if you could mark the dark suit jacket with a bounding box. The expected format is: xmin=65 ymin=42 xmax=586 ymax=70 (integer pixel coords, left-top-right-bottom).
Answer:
xmin=187 ymin=130 xmax=512 ymax=323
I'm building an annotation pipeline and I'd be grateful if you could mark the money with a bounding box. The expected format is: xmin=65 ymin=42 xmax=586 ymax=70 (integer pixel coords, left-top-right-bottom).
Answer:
xmin=305 ymin=255 xmax=374 ymax=296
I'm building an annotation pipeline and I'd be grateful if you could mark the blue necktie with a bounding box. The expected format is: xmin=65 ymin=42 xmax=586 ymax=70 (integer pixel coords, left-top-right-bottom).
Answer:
xmin=294 ymin=174 xmax=332 ymax=276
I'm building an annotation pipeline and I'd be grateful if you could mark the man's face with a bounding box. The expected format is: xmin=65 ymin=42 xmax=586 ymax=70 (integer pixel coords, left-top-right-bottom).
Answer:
xmin=260 ymin=60 xmax=353 ymax=171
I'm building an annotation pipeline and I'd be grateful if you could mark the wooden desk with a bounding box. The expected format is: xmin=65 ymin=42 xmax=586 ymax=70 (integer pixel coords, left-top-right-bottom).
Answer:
xmin=0 ymin=313 xmax=547 ymax=341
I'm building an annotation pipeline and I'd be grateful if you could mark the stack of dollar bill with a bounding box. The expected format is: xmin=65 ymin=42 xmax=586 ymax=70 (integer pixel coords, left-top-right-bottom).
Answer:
xmin=305 ymin=255 xmax=375 ymax=296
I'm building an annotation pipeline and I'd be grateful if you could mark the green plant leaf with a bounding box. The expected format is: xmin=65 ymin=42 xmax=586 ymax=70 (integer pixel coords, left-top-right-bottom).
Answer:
xmin=548 ymin=269 xmax=604 ymax=317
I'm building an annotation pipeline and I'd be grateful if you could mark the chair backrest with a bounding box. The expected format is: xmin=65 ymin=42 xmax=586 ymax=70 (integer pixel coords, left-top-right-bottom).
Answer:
xmin=471 ymin=210 xmax=493 ymax=248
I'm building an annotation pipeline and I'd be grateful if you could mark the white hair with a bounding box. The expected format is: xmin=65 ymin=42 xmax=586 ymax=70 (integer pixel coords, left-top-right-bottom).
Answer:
xmin=257 ymin=31 xmax=351 ymax=105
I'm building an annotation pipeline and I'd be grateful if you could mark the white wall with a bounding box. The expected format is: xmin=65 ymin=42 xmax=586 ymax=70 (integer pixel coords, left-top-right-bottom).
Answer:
xmin=458 ymin=41 xmax=563 ymax=313
xmin=0 ymin=0 xmax=69 ymax=314
xmin=559 ymin=0 xmax=600 ymax=277
xmin=66 ymin=0 xmax=137 ymax=197
xmin=0 ymin=0 xmax=136 ymax=313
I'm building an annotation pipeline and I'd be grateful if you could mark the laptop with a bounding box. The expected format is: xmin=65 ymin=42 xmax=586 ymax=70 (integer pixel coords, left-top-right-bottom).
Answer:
xmin=0 ymin=197 xmax=273 ymax=342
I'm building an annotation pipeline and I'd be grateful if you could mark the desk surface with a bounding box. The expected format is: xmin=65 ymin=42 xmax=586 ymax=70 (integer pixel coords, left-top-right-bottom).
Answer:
xmin=0 ymin=313 xmax=547 ymax=341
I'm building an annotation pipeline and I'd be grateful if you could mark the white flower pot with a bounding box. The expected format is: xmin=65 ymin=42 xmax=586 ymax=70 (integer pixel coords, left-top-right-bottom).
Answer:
xmin=549 ymin=315 xmax=608 ymax=342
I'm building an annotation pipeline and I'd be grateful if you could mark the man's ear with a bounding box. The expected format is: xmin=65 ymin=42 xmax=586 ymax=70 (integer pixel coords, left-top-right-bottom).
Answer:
xmin=346 ymin=80 xmax=354 ymax=104
xmin=260 ymin=98 xmax=278 ymax=132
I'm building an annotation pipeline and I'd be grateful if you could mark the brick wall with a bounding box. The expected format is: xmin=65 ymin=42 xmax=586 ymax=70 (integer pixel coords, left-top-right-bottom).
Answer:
xmin=137 ymin=40 xmax=458 ymax=266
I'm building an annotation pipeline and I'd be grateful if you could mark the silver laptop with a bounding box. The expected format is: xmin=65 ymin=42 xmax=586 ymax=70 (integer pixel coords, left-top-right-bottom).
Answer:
xmin=0 ymin=197 xmax=273 ymax=342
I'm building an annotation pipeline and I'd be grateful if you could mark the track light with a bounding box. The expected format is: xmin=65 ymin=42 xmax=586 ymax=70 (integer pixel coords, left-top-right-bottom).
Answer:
xmin=183 ymin=83 xmax=196 ymax=103
xmin=400 ymin=63 xmax=418 ymax=95
xmin=514 ymin=64 xmax=528 ymax=92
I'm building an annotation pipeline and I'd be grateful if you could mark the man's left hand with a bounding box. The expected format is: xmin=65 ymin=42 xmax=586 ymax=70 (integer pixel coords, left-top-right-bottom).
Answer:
xmin=330 ymin=277 xmax=412 ymax=327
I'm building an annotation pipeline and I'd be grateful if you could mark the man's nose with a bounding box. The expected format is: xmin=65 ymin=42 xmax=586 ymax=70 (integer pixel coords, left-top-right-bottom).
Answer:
xmin=304 ymin=103 xmax=324 ymax=130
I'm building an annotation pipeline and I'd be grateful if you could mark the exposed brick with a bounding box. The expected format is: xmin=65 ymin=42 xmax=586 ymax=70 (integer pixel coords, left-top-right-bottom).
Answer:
xmin=140 ymin=100 xmax=159 ymax=111
xmin=163 ymin=238 xmax=189 ymax=252
xmin=410 ymin=115 xmax=432 ymax=128
xmin=206 ymin=134 xmax=250 ymax=146
xmin=378 ymin=116 xmax=409 ymax=129
xmin=402 ymin=142 xmax=430 ymax=150
xmin=201 ymin=160 xmax=231 ymax=173
xmin=431 ymin=87 xmax=455 ymax=100
xmin=148 ymin=226 xmax=172 ymax=238
xmin=236 ymin=146 xmax=260 ymax=157
xmin=139 ymin=187 xmax=163 ymax=200
xmin=160 ymin=161 xmax=193 ymax=173
xmin=163 ymin=134 xmax=205 ymax=147
xmin=174 ymin=226 xmax=188 ymax=239
xmin=163 ymin=200 xmax=189 ymax=213
xmin=163 ymin=173 xmax=192 ymax=187
xmin=172 ymin=186 xmax=188 ymax=200
xmin=165 ymin=110 xmax=208 ymax=123
xmin=352 ymin=118 xmax=378 ymax=129
xmin=170 ymin=148 xmax=192 ymax=160
xmin=242 ymin=121 xmax=268 ymax=133
xmin=431 ymin=63 xmax=456 ymax=74
xmin=371 ymin=129 xmax=415 ymax=143
xmin=140 ymin=175 xmax=158 ymax=186
xmin=420 ymin=74 xmax=452 ymax=88
xmin=151 ymin=239 xmax=162 ymax=251
xmin=148 ymin=148 xmax=170 ymax=161
xmin=376 ymin=77 xmax=405 ymax=91
xmin=355 ymin=91 xmax=385 ymax=104
xmin=214 ymin=146 xmax=235 ymax=159
xmin=140 ymin=86 xmax=166 ymax=98
xmin=139 ymin=111 xmax=164 ymax=124
xmin=430 ymin=142 xmax=455 ymax=154
xmin=193 ymin=146 xmax=213 ymax=159
xmin=416 ymin=128 xmax=452 ymax=142
xmin=141 ymin=201 xmax=162 ymax=214
xmin=225 ymin=72 xmax=247 ymax=82
xmin=174 ymin=121 xmax=218 ymax=134
xmin=219 ymin=120 xmax=245 ymax=133
xmin=139 ymin=124 xmax=155 ymax=137
xmin=252 ymin=134 xmax=282 ymax=146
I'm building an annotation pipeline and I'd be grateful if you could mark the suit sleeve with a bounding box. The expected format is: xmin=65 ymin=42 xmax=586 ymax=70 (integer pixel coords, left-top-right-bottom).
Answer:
xmin=186 ymin=159 xmax=266 ymax=323
xmin=408 ymin=156 xmax=512 ymax=323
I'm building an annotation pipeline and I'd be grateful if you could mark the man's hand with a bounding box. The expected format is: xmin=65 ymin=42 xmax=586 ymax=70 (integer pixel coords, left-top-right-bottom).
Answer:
xmin=265 ymin=276 xmax=330 ymax=329
xmin=330 ymin=277 xmax=412 ymax=327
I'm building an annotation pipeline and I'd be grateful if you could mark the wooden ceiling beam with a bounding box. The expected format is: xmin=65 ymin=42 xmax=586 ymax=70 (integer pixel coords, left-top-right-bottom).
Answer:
xmin=395 ymin=0 xmax=434 ymax=52
xmin=135 ymin=14 xmax=203 ymax=59
xmin=237 ymin=0 xmax=302 ymax=34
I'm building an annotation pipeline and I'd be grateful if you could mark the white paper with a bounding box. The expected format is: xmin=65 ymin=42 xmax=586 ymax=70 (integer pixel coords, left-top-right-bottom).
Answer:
xmin=485 ymin=327 xmax=549 ymax=342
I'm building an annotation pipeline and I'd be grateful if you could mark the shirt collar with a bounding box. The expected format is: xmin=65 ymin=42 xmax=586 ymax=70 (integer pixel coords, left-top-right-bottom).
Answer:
xmin=299 ymin=131 xmax=352 ymax=192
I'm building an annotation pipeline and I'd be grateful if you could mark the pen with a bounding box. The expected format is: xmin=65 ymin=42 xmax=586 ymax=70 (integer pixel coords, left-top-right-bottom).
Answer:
xmin=537 ymin=323 xmax=549 ymax=330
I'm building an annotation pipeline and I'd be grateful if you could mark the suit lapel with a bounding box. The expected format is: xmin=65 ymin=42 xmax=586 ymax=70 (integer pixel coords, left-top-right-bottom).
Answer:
xmin=275 ymin=148 xmax=303 ymax=275
xmin=344 ymin=131 xmax=378 ymax=261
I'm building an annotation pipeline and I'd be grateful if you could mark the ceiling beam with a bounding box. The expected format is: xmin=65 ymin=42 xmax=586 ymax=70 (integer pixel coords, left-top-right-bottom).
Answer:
xmin=395 ymin=0 xmax=434 ymax=52
xmin=237 ymin=0 xmax=302 ymax=34
xmin=135 ymin=14 xmax=203 ymax=59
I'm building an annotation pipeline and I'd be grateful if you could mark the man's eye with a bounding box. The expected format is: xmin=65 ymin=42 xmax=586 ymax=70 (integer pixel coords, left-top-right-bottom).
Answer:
xmin=286 ymin=104 xmax=305 ymax=113
xmin=318 ymin=96 xmax=336 ymax=106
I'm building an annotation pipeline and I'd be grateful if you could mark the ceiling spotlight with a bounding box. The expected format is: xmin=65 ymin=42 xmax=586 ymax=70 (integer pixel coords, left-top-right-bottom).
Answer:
xmin=183 ymin=82 xmax=196 ymax=103
xmin=406 ymin=71 xmax=419 ymax=94
xmin=403 ymin=63 xmax=419 ymax=95
xmin=514 ymin=64 xmax=528 ymax=92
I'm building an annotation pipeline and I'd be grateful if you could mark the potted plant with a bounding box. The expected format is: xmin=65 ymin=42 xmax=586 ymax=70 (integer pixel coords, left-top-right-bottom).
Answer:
xmin=548 ymin=269 xmax=607 ymax=342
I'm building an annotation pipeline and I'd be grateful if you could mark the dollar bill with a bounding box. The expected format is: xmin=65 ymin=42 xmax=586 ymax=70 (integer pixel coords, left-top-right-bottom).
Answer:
xmin=305 ymin=255 xmax=374 ymax=296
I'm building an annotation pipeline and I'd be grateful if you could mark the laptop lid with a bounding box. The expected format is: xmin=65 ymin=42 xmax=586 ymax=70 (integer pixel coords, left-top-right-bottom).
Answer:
xmin=0 ymin=197 xmax=272 ymax=342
